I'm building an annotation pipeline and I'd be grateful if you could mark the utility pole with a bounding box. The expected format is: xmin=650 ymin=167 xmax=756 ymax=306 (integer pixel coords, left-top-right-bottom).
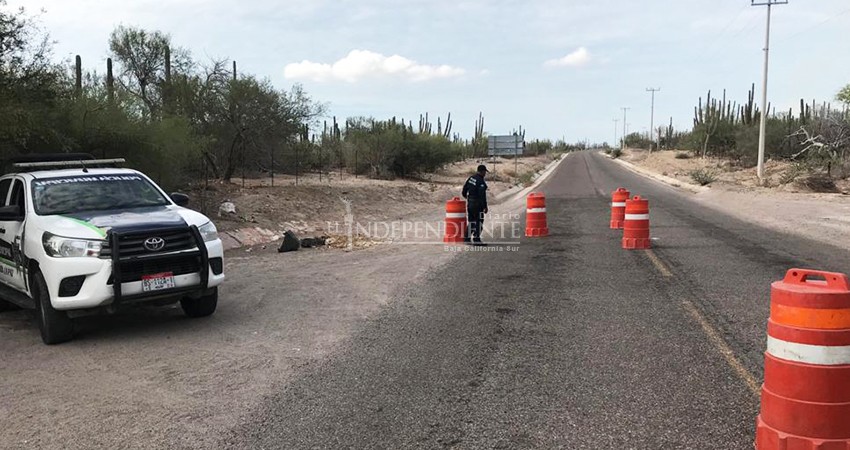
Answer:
xmin=613 ymin=118 xmax=619 ymax=148
xmin=646 ymin=88 xmax=661 ymax=152
xmin=621 ymin=107 xmax=630 ymax=150
xmin=752 ymin=0 xmax=787 ymax=184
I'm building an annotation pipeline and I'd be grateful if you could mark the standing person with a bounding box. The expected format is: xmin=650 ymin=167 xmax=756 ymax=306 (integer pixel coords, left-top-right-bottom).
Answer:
xmin=462 ymin=164 xmax=489 ymax=244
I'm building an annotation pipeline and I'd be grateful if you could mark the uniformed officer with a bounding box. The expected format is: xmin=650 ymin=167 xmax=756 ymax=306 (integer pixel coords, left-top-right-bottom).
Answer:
xmin=462 ymin=164 xmax=489 ymax=244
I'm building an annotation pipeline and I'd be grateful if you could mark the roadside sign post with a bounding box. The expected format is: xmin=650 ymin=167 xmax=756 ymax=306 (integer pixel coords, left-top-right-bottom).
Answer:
xmin=488 ymin=135 xmax=525 ymax=180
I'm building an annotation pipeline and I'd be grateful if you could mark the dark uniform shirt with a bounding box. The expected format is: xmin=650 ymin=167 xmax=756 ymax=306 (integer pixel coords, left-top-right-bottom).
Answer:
xmin=462 ymin=173 xmax=488 ymax=208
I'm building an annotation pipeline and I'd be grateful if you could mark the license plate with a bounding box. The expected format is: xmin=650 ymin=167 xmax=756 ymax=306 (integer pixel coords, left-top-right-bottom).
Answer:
xmin=141 ymin=272 xmax=176 ymax=292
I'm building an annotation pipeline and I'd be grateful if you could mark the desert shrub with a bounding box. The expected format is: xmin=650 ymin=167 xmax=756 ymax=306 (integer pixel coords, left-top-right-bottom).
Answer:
xmin=610 ymin=148 xmax=622 ymax=158
xmin=526 ymin=140 xmax=553 ymax=156
xmin=779 ymin=163 xmax=808 ymax=185
xmin=689 ymin=168 xmax=717 ymax=186
xmin=623 ymin=132 xmax=651 ymax=149
xmin=675 ymin=152 xmax=691 ymax=159
xmin=518 ymin=170 xmax=535 ymax=186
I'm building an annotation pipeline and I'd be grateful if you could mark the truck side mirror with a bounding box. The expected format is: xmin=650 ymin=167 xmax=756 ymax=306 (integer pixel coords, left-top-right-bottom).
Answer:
xmin=170 ymin=193 xmax=190 ymax=207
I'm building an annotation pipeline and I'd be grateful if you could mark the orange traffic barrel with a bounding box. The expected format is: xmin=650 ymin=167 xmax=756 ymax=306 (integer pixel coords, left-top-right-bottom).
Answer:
xmin=525 ymin=192 xmax=549 ymax=237
xmin=610 ymin=187 xmax=630 ymax=229
xmin=443 ymin=197 xmax=467 ymax=243
xmin=621 ymin=195 xmax=650 ymax=249
xmin=756 ymin=269 xmax=850 ymax=449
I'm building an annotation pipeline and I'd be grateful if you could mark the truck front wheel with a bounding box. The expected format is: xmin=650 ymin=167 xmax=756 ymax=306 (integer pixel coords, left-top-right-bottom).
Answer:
xmin=180 ymin=287 xmax=218 ymax=318
xmin=33 ymin=271 xmax=74 ymax=345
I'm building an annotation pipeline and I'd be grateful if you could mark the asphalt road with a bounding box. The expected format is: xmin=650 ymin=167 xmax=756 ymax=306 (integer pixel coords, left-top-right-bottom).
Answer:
xmin=229 ymin=151 xmax=850 ymax=449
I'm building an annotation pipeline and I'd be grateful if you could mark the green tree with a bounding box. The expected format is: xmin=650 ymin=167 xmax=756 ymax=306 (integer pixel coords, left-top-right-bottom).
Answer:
xmin=837 ymin=84 xmax=850 ymax=106
xmin=0 ymin=0 xmax=66 ymax=156
xmin=108 ymin=26 xmax=190 ymax=120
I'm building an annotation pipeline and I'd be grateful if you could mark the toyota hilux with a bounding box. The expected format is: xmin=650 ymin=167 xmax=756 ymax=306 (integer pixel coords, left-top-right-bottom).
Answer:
xmin=0 ymin=154 xmax=225 ymax=344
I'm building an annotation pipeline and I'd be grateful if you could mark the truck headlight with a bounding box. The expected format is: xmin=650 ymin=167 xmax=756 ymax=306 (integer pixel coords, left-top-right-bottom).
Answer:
xmin=198 ymin=221 xmax=219 ymax=242
xmin=43 ymin=232 xmax=105 ymax=258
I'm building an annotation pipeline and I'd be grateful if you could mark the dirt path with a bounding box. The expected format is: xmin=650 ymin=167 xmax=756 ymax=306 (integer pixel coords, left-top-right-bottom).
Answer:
xmin=0 ymin=243 xmax=453 ymax=449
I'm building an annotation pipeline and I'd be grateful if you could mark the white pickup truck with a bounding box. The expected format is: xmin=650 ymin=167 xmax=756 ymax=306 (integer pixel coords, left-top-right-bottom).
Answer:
xmin=0 ymin=154 xmax=225 ymax=344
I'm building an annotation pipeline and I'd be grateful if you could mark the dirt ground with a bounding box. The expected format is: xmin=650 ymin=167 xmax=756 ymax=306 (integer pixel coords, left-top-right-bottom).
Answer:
xmin=621 ymin=148 xmax=850 ymax=193
xmin=0 ymin=154 xmax=560 ymax=450
xmin=619 ymin=148 xmax=850 ymax=251
xmin=190 ymin=155 xmax=554 ymax=251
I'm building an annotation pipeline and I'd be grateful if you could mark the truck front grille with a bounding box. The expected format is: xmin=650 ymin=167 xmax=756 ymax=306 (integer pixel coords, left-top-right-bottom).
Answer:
xmin=101 ymin=228 xmax=197 ymax=258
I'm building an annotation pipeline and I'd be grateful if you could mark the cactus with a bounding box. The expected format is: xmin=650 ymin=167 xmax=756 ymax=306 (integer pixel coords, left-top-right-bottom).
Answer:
xmin=106 ymin=57 xmax=114 ymax=104
xmin=694 ymin=90 xmax=723 ymax=158
xmin=164 ymin=46 xmax=171 ymax=83
xmin=75 ymin=55 xmax=82 ymax=98
xmin=739 ymin=83 xmax=759 ymax=126
xmin=443 ymin=112 xmax=452 ymax=139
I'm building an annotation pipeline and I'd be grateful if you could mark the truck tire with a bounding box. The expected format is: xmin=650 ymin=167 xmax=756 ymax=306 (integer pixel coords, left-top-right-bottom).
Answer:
xmin=180 ymin=287 xmax=218 ymax=318
xmin=33 ymin=271 xmax=74 ymax=345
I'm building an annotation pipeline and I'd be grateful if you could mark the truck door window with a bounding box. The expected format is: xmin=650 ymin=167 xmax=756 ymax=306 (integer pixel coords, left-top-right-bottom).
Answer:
xmin=0 ymin=179 xmax=11 ymax=207
xmin=9 ymin=180 xmax=24 ymax=215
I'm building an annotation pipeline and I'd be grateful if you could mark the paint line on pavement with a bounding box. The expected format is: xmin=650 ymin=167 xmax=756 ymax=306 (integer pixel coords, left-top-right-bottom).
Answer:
xmin=682 ymin=299 xmax=761 ymax=397
xmin=644 ymin=249 xmax=673 ymax=278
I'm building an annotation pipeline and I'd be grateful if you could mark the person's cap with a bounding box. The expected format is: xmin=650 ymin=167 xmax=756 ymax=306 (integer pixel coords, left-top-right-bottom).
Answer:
xmin=477 ymin=164 xmax=489 ymax=173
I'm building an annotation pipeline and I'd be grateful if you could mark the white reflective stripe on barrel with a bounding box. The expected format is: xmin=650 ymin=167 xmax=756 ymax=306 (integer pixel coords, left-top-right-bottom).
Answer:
xmin=611 ymin=202 xmax=626 ymax=207
xmin=445 ymin=213 xmax=466 ymax=218
xmin=767 ymin=336 xmax=850 ymax=366
xmin=527 ymin=208 xmax=547 ymax=214
xmin=624 ymin=213 xmax=649 ymax=220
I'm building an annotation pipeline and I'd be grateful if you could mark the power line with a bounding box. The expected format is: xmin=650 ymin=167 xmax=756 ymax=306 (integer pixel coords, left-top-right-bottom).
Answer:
xmin=775 ymin=6 xmax=850 ymax=44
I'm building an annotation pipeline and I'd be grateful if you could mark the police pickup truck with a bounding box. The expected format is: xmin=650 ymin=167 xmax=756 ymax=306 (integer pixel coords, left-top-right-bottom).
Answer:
xmin=0 ymin=154 xmax=225 ymax=344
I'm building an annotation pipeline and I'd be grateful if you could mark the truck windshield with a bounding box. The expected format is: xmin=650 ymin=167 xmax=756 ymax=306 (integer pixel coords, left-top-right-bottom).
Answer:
xmin=32 ymin=174 xmax=170 ymax=216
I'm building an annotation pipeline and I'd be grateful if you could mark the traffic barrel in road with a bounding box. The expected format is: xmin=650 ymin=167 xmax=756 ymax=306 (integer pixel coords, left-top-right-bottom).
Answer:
xmin=610 ymin=187 xmax=630 ymax=229
xmin=443 ymin=197 xmax=467 ymax=243
xmin=525 ymin=192 xmax=549 ymax=237
xmin=756 ymin=269 xmax=850 ymax=449
xmin=621 ymin=196 xmax=650 ymax=249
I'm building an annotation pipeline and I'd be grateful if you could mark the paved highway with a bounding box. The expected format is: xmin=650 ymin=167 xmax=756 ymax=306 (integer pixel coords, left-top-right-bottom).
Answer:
xmin=230 ymin=151 xmax=850 ymax=449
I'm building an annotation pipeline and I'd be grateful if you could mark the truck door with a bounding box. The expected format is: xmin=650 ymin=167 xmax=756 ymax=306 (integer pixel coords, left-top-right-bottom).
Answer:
xmin=0 ymin=178 xmax=27 ymax=291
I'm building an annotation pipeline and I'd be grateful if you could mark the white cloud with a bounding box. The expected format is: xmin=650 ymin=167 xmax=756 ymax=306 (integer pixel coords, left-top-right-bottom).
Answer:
xmin=544 ymin=47 xmax=592 ymax=68
xmin=284 ymin=50 xmax=466 ymax=82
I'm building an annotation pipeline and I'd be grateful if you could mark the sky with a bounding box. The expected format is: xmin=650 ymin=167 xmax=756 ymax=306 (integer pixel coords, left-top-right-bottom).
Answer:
xmin=7 ymin=0 xmax=850 ymax=144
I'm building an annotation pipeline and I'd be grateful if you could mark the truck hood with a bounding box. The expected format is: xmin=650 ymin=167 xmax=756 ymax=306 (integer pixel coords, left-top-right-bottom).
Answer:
xmin=41 ymin=206 xmax=212 ymax=240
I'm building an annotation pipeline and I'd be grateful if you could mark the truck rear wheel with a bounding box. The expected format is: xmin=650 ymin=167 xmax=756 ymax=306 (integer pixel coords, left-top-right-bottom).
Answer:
xmin=180 ymin=287 xmax=218 ymax=318
xmin=34 ymin=271 xmax=74 ymax=345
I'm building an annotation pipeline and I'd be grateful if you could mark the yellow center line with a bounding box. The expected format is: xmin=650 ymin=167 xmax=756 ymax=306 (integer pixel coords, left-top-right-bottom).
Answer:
xmin=682 ymin=300 xmax=761 ymax=397
xmin=641 ymin=249 xmax=761 ymax=397
xmin=644 ymin=249 xmax=673 ymax=278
